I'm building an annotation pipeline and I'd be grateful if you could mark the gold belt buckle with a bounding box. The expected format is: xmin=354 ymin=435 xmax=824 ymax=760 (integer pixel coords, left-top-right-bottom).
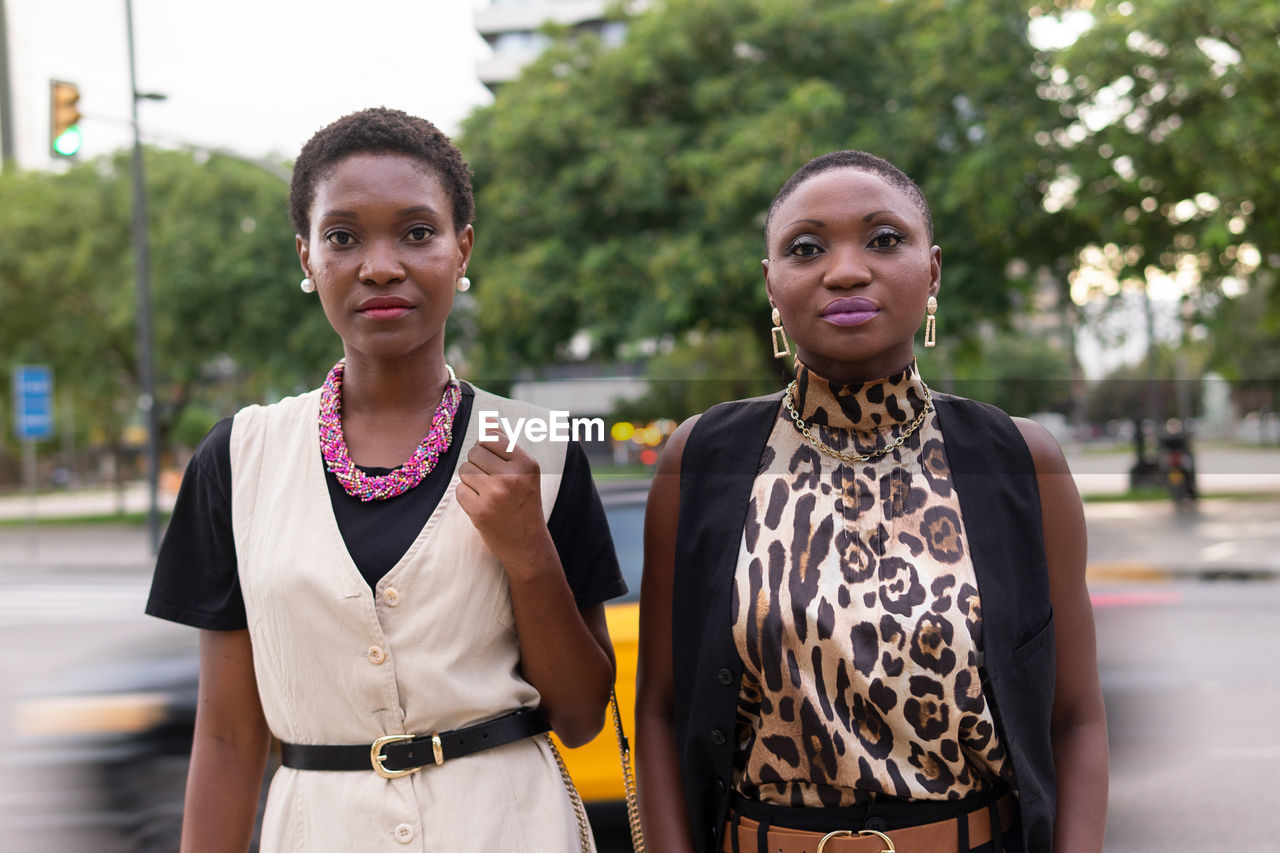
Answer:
xmin=817 ymin=829 xmax=896 ymax=853
xmin=370 ymin=733 xmax=443 ymax=779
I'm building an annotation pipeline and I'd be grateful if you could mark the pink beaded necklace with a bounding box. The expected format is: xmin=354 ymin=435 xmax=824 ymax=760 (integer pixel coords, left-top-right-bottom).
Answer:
xmin=318 ymin=360 xmax=462 ymax=502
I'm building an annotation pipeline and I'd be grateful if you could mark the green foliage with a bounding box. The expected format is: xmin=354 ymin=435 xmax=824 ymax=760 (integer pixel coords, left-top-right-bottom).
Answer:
xmin=0 ymin=149 xmax=338 ymax=464
xmin=1048 ymin=0 xmax=1280 ymax=306
xmin=139 ymin=150 xmax=338 ymax=403
xmin=170 ymin=404 xmax=223 ymax=451
xmin=1208 ymin=271 xmax=1280 ymax=395
xmin=460 ymin=0 xmax=1070 ymax=375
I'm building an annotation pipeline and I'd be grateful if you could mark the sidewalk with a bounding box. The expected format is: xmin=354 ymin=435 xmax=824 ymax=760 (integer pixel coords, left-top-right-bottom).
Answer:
xmin=5 ymin=444 xmax=1278 ymax=522
xmin=1064 ymin=443 xmax=1280 ymax=498
xmin=0 ymin=484 xmax=167 ymax=572
xmin=0 ymin=482 xmax=174 ymax=523
xmin=1085 ymin=497 xmax=1280 ymax=583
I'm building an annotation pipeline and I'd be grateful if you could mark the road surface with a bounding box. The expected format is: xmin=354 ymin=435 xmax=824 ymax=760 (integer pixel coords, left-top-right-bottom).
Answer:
xmin=1 ymin=490 xmax=1278 ymax=849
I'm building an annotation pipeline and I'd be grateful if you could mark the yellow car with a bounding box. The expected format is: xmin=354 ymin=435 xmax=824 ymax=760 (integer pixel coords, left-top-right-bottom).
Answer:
xmin=555 ymin=486 xmax=646 ymax=804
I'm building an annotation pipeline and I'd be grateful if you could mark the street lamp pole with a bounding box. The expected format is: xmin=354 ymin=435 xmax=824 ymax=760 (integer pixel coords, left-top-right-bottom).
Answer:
xmin=125 ymin=0 xmax=160 ymax=554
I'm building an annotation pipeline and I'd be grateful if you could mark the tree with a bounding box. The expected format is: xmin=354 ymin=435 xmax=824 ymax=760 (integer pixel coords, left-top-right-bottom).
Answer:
xmin=0 ymin=149 xmax=337 ymax=474
xmin=141 ymin=150 xmax=339 ymax=422
xmin=612 ymin=328 xmax=777 ymax=422
xmin=1045 ymin=0 xmax=1280 ymax=377
xmin=1207 ymin=270 xmax=1280 ymax=409
xmin=0 ymin=162 xmax=136 ymax=469
xmin=459 ymin=0 xmax=1075 ymax=376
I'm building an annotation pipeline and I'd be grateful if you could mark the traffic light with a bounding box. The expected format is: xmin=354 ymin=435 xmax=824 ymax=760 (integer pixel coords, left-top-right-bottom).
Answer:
xmin=50 ymin=80 xmax=82 ymax=158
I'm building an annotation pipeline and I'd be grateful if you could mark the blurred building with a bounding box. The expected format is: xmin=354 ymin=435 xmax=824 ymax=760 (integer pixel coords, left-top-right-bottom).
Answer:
xmin=475 ymin=0 xmax=632 ymax=91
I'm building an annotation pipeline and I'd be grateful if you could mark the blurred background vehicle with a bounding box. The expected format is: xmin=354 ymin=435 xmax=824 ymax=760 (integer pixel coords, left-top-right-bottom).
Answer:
xmin=1156 ymin=423 xmax=1198 ymax=509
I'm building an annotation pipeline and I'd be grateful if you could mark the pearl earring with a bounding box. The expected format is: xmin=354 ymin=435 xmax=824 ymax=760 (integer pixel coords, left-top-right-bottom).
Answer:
xmin=300 ymin=277 xmax=315 ymax=294
xmin=456 ymin=276 xmax=471 ymax=292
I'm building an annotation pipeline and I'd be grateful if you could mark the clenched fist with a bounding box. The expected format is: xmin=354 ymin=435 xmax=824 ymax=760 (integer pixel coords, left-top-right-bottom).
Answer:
xmin=456 ymin=427 xmax=553 ymax=573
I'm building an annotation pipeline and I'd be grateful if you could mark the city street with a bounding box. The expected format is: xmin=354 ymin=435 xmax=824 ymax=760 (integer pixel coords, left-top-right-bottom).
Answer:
xmin=1096 ymin=577 xmax=1280 ymax=849
xmin=5 ymin=0 xmax=1277 ymax=849
xmin=1 ymin=460 xmax=1278 ymax=849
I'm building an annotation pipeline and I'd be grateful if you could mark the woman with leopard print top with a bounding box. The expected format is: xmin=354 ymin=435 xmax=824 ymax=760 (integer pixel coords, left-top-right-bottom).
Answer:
xmin=636 ymin=151 xmax=1108 ymax=853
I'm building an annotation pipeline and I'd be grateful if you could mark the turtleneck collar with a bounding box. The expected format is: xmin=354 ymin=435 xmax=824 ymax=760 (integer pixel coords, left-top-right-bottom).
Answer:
xmin=791 ymin=359 xmax=929 ymax=432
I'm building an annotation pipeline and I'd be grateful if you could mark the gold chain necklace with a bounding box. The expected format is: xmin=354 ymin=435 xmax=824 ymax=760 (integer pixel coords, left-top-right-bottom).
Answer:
xmin=782 ymin=380 xmax=933 ymax=463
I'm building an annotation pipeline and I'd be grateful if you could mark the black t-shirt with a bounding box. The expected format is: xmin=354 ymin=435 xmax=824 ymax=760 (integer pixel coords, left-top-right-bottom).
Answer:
xmin=146 ymin=383 xmax=625 ymax=631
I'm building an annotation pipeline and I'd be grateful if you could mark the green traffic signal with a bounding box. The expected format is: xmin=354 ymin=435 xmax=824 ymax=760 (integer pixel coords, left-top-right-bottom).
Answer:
xmin=53 ymin=126 xmax=82 ymax=157
xmin=50 ymin=80 xmax=82 ymax=158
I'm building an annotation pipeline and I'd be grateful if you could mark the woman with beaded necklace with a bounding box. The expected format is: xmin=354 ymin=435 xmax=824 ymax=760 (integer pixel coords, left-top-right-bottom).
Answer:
xmin=635 ymin=152 xmax=1108 ymax=853
xmin=146 ymin=108 xmax=625 ymax=851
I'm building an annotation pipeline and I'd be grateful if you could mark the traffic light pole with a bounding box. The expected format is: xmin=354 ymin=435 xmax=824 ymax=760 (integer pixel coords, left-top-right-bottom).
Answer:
xmin=125 ymin=0 xmax=161 ymax=555
xmin=0 ymin=0 xmax=16 ymax=165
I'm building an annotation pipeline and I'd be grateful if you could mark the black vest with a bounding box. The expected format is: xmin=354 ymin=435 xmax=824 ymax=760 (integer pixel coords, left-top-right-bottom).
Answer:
xmin=671 ymin=392 xmax=1056 ymax=853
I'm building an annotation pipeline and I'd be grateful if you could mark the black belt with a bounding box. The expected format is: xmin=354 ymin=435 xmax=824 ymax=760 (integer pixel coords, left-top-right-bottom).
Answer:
xmin=280 ymin=708 xmax=549 ymax=779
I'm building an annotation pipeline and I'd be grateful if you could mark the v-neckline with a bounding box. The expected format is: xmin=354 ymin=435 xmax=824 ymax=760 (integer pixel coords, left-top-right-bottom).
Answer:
xmin=309 ymin=390 xmax=482 ymax=597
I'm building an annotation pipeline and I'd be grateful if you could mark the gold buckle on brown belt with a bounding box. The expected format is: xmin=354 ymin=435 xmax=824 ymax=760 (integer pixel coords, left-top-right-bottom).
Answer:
xmin=818 ymin=830 xmax=895 ymax=853
xmin=723 ymin=791 xmax=1016 ymax=853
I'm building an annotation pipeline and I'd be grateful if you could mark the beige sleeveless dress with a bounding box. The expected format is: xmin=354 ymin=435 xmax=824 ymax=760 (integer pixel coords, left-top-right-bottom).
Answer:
xmin=229 ymin=386 xmax=589 ymax=852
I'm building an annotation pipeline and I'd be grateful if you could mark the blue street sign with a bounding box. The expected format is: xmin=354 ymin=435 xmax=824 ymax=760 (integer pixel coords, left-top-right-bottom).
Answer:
xmin=13 ymin=365 xmax=55 ymax=441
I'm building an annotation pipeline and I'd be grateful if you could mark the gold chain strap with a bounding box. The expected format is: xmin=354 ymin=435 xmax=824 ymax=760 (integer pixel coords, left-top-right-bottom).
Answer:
xmin=546 ymin=689 xmax=646 ymax=853
xmin=546 ymin=732 xmax=593 ymax=853
xmin=610 ymin=688 xmax=646 ymax=853
xmin=782 ymin=380 xmax=933 ymax=463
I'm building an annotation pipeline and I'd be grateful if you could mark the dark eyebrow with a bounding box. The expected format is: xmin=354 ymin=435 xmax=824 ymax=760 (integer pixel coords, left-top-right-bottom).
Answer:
xmin=319 ymin=205 xmax=440 ymax=221
xmin=865 ymin=210 xmax=912 ymax=223
xmin=782 ymin=218 xmax=825 ymax=230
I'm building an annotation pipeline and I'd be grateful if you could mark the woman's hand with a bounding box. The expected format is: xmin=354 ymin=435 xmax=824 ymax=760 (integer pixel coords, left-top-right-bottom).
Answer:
xmin=1017 ymin=419 xmax=1109 ymax=852
xmin=457 ymin=429 xmax=615 ymax=748
xmin=456 ymin=429 xmax=550 ymax=569
xmin=636 ymin=416 xmax=700 ymax=853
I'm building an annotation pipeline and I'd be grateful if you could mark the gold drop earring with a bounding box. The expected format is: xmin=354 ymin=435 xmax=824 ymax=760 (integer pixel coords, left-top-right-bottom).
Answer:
xmin=924 ymin=296 xmax=938 ymax=348
xmin=771 ymin=306 xmax=791 ymax=359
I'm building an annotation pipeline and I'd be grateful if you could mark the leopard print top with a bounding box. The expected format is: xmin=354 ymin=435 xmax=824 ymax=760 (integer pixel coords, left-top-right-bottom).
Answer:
xmin=730 ymin=360 xmax=1014 ymax=807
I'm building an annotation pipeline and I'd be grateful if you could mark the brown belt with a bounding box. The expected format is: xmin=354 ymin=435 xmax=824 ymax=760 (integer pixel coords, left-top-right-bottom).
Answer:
xmin=721 ymin=792 xmax=1016 ymax=853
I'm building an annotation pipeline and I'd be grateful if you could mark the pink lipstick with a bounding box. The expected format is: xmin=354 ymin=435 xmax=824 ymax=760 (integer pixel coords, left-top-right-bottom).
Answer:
xmin=821 ymin=296 xmax=879 ymax=327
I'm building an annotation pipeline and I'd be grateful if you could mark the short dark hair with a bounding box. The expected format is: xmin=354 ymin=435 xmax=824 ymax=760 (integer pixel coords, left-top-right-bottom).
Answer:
xmin=289 ymin=107 xmax=475 ymax=236
xmin=765 ymin=150 xmax=934 ymax=246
